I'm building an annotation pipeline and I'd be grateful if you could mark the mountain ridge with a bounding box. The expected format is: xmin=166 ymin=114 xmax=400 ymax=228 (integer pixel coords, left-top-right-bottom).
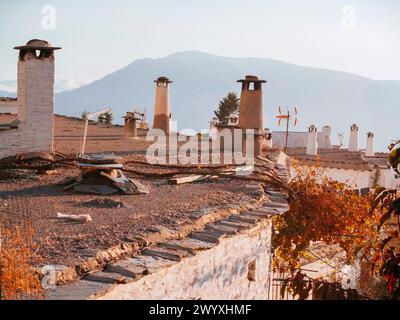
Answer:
xmin=3 ymin=51 xmax=397 ymax=152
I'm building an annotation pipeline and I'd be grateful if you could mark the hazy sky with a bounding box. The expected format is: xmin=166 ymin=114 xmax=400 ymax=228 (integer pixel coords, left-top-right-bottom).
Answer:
xmin=0 ymin=0 xmax=399 ymax=90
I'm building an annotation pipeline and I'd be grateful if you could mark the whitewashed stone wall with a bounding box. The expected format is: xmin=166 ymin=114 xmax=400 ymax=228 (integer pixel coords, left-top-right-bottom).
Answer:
xmin=99 ymin=221 xmax=272 ymax=300
xmin=272 ymin=131 xmax=332 ymax=149
xmin=290 ymin=165 xmax=373 ymax=189
xmin=0 ymin=55 xmax=54 ymax=159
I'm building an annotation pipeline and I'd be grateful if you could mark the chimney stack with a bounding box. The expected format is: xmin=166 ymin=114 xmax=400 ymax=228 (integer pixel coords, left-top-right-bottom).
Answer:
xmin=365 ymin=132 xmax=374 ymax=157
xmin=227 ymin=112 xmax=239 ymax=126
xmin=264 ymin=129 xmax=272 ymax=149
xmin=237 ymin=75 xmax=266 ymax=156
xmin=152 ymin=76 xmax=172 ymax=135
xmin=349 ymin=124 xmax=359 ymax=151
xmin=123 ymin=112 xmax=139 ymax=139
xmin=306 ymin=125 xmax=318 ymax=156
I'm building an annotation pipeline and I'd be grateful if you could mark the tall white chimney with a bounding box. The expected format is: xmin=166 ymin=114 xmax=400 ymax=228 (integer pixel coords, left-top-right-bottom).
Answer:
xmin=348 ymin=124 xmax=359 ymax=152
xmin=264 ymin=128 xmax=272 ymax=148
xmin=365 ymin=132 xmax=374 ymax=157
xmin=306 ymin=125 xmax=318 ymax=156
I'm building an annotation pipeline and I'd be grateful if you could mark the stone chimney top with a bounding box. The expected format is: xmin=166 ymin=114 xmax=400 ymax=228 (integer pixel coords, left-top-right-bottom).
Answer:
xmin=308 ymin=124 xmax=317 ymax=132
xmin=349 ymin=123 xmax=359 ymax=152
xmin=14 ymin=39 xmax=61 ymax=50
xmin=365 ymin=132 xmax=375 ymax=157
xmin=306 ymin=124 xmax=318 ymax=156
xmin=351 ymin=124 xmax=359 ymax=131
xmin=237 ymin=75 xmax=266 ymax=84
xmin=154 ymin=76 xmax=172 ymax=84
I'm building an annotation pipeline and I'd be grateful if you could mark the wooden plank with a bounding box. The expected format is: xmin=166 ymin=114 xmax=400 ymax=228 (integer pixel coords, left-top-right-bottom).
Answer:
xmin=168 ymin=174 xmax=206 ymax=185
xmin=78 ymin=163 xmax=123 ymax=169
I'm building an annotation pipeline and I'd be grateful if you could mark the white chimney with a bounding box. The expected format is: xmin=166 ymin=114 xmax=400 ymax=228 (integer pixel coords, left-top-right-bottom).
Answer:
xmin=365 ymin=132 xmax=374 ymax=157
xmin=264 ymin=128 xmax=272 ymax=148
xmin=306 ymin=125 xmax=318 ymax=156
xmin=349 ymin=124 xmax=359 ymax=152
xmin=227 ymin=113 xmax=239 ymax=126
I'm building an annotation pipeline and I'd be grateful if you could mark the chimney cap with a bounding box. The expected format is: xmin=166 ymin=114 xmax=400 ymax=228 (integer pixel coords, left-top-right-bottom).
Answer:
xmin=154 ymin=76 xmax=172 ymax=84
xmin=14 ymin=39 xmax=61 ymax=50
xmin=350 ymin=124 xmax=359 ymax=131
xmin=237 ymin=75 xmax=266 ymax=83
xmin=308 ymin=124 xmax=317 ymax=132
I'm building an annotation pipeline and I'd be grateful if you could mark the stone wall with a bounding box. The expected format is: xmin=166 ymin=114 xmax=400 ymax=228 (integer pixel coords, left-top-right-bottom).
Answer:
xmin=99 ymin=221 xmax=272 ymax=300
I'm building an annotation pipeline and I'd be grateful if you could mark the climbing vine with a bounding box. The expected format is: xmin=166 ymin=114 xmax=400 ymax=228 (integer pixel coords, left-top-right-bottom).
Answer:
xmin=273 ymin=140 xmax=400 ymax=299
xmin=273 ymin=164 xmax=379 ymax=272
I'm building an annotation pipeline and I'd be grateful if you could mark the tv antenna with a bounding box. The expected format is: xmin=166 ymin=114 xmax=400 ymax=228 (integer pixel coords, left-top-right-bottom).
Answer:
xmin=80 ymin=108 xmax=111 ymax=156
xmin=276 ymin=106 xmax=298 ymax=152
xmin=133 ymin=107 xmax=148 ymax=130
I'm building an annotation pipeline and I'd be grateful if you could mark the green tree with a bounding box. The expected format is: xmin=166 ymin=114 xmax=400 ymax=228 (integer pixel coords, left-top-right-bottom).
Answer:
xmin=103 ymin=111 xmax=113 ymax=125
xmin=214 ymin=92 xmax=240 ymax=124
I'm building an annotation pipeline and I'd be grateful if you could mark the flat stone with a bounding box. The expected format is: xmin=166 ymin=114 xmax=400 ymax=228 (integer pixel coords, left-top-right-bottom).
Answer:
xmin=164 ymin=238 xmax=216 ymax=252
xmin=127 ymin=255 xmax=177 ymax=273
xmin=251 ymin=207 xmax=278 ymax=214
xmin=262 ymin=203 xmax=289 ymax=214
xmin=106 ymin=260 xmax=147 ymax=278
xmin=142 ymin=247 xmax=184 ymax=262
xmin=268 ymin=195 xmax=287 ymax=204
xmin=218 ymin=220 xmax=253 ymax=230
xmin=190 ymin=231 xmax=223 ymax=244
xmin=158 ymin=241 xmax=196 ymax=255
xmin=85 ymin=271 xmax=132 ymax=284
xmin=206 ymin=223 xmax=239 ymax=235
xmin=188 ymin=207 xmax=214 ymax=219
xmin=263 ymin=201 xmax=288 ymax=209
xmin=239 ymin=213 xmax=263 ymax=222
xmin=227 ymin=215 xmax=257 ymax=225
xmin=45 ymin=280 xmax=112 ymax=300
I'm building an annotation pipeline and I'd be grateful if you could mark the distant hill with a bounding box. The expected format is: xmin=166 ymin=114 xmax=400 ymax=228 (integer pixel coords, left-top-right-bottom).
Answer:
xmin=52 ymin=51 xmax=400 ymax=152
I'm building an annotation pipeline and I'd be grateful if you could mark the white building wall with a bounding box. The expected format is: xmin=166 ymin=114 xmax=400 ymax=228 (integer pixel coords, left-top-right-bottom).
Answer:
xmin=379 ymin=168 xmax=400 ymax=189
xmin=290 ymin=166 xmax=373 ymax=189
xmin=272 ymin=131 xmax=332 ymax=149
xmin=99 ymin=221 xmax=272 ymax=300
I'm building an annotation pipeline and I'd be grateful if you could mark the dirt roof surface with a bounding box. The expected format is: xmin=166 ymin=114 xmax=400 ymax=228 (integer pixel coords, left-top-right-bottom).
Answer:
xmin=0 ymin=115 xmax=263 ymax=267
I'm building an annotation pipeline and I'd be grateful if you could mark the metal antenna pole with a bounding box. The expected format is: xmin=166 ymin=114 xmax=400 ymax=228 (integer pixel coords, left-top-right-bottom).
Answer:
xmin=285 ymin=111 xmax=290 ymax=152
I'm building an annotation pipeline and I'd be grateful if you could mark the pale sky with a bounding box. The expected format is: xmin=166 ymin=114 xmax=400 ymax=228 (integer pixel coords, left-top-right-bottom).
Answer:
xmin=0 ymin=0 xmax=399 ymax=90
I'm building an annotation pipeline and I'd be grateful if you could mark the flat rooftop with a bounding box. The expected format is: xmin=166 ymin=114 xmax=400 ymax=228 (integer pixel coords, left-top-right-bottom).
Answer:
xmin=0 ymin=115 xmax=282 ymax=270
